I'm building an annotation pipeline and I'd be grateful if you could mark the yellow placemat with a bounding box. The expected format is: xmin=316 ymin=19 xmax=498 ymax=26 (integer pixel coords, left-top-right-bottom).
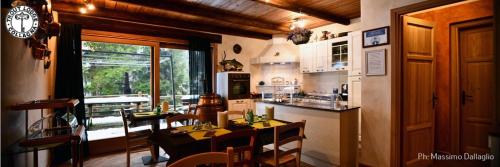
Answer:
xmin=175 ymin=126 xmax=232 ymax=140
xmin=232 ymin=118 xmax=287 ymax=129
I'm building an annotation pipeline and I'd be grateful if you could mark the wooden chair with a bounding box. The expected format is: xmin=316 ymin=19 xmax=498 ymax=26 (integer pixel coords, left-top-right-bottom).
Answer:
xmin=187 ymin=104 xmax=198 ymax=115
xmin=257 ymin=120 xmax=306 ymax=167
xmin=226 ymin=110 xmax=245 ymax=120
xmin=168 ymin=147 xmax=235 ymax=167
xmin=211 ymin=129 xmax=256 ymax=167
xmin=167 ymin=114 xmax=199 ymax=128
xmin=119 ymin=109 xmax=155 ymax=167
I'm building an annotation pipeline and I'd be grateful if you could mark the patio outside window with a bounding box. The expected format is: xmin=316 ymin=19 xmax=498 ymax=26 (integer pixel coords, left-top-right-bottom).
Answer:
xmin=81 ymin=41 xmax=190 ymax=140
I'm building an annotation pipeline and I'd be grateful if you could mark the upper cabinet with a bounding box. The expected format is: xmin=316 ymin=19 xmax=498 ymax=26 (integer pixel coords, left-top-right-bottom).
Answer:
xmin=299 ymin=31 xmax=362 ymax=74
xmin=348 ymin=31 xmax=362 ymax=76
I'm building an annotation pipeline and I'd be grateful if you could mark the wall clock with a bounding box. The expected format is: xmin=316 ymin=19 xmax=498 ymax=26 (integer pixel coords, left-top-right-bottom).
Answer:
xmin=233 ymin=44 xmax=242 ymax=54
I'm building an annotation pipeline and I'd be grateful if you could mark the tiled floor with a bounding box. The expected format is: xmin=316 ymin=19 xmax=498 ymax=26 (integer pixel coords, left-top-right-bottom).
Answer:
xmin=59 ymin=149 xmax=315 ymax=167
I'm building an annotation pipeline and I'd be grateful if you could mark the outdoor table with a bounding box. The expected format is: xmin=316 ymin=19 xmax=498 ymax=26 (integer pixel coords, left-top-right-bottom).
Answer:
xmin=149 ymin=118 xmax=297 ymax=165
xmin=130 ymin=111 xmax=181 ymax=165
xmin=84 ymin=96 xmax=149 ymax=126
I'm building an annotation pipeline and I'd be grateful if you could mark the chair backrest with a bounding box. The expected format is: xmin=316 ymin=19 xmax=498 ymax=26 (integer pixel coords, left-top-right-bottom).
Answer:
xmin=119 ymin=108 xmax=130 ymax=136
xmin=187 ymin=104 xmax=198 ymax=115
xmin=272 ymin=120 xmax=306 ymax=166
xmin=211 ymin=129 xmax=256 ymax=166
xmin=226 ymin=110 xmax=244 ymax=120
xmin=167 ymin=114 xmax=199 ymax=128
xmin=168 ymin=147 xmax=234 ymax=167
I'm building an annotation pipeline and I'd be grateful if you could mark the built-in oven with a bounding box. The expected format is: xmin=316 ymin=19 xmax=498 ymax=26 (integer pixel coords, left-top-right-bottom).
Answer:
xmin=216 ymin=72 xmax=251 ymax=100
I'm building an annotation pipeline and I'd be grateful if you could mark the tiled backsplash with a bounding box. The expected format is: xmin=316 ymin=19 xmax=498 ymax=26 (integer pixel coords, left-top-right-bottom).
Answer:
xmin=302 ymin=72 xmax=348 ymax=94
xmin=252 ymin=63 xmax=348 ymax=94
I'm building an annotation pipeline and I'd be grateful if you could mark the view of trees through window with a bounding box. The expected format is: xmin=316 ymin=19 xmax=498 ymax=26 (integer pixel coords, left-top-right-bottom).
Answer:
xmin=159 ymin=48 xmax=190 ymax=111
xmin=82 ymin=41 xmax=151 ymax=97
xmin=82 ymin=41 xmax=190 ymax=140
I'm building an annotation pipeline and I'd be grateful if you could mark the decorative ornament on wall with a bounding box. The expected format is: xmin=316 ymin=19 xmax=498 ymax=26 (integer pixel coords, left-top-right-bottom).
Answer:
xmin=6 ymin=0 xmax=61 ymax=69
xmin=233 ymin=44 xmax=242 ymax=54
xmin=5 ymin=5 xmax=39 ymax=39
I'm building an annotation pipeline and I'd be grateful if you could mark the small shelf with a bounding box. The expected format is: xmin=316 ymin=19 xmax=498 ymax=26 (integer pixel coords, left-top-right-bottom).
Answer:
xmin=257 ymin=85 xmax=301 ymax=87
xmin=11 ymin=98 xmax=79 ymax=111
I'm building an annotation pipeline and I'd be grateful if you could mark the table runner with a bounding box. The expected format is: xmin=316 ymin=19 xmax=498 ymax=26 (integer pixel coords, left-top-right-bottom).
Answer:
xmin=232 ymin=118 xmax=287 ymax=129
xmin=175 ymin=126 xmax=232 ymax=140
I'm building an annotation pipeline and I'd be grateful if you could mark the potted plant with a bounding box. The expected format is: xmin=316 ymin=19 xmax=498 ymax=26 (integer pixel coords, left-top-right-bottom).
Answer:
xmin=287 ymin=28 xmax=313 ymax=45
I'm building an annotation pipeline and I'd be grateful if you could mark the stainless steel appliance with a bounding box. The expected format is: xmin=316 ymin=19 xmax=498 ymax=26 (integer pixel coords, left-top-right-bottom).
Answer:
xmin=216 ymin=72 xmax=251 ymax=100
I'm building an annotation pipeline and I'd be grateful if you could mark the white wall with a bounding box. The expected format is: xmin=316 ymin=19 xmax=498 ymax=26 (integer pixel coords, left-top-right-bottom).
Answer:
xmin=216 ymin=35 xmax=270 ymax=92
xmin=359 ymin=0 xmax=425 ymax=166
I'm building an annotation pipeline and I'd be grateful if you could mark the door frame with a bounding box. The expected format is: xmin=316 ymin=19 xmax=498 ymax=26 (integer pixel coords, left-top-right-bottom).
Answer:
xmin=450 ymin=17 xmax=494 ymax=154
xmin=389 ymin=0 xmax=463 ymax=167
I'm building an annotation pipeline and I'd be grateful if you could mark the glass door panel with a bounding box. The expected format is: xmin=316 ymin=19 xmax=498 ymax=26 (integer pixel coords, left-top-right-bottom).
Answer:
xmin=159 ymin=48 xmax=189 ymax=113
xmin=82 ymin=41 xmax=152 ymax=140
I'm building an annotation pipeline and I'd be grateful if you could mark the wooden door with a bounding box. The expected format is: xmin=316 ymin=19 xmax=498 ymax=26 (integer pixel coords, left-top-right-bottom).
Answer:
xmin=459 ymin=20 xmax=495 ymax=159
xmin=402 ymin=16 xmax=435 ymax=167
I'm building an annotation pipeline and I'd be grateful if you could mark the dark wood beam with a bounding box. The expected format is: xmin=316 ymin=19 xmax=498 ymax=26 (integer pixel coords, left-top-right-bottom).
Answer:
xmin=58 ymin=12 xmax=223 ymax=43
xmin=252 ymin=0 xmax=351 ymax=25
xmin=113 ymin=0 xmax=290 ymax=32
xmin=52 ymin=2 xmax=273 ymax=40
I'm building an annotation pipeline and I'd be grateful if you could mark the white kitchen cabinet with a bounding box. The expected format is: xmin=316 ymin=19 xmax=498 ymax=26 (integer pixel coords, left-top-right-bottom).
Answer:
xmin=227 ymin=99 xmax=253 ymax=112
xmin=348 ymin=31 xmax=362 ymax=76
xmin=299 ymin=41 xmax=328 ymax=73
xmin=299 ymin=44 xmax=313 ymax=73
xmin=347 ymin=76 xmax=361 ymax=107
xmin=315 ymin=40 xmax=329 ymax=72
xmin=299 ymin=31 xmax=361 ymax=74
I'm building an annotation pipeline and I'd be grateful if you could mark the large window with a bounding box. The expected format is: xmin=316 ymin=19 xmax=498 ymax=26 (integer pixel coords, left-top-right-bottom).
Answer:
xmin=81 ymin=41 xmax=195 ymax=140
xmin=82 ymin=41 xmax=153 ymax=140
xmin=159 ymin=48 xmax=190 ymax=112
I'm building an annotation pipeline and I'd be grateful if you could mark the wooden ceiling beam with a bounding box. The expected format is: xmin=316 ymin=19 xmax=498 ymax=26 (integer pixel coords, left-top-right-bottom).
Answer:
xmin=113 ymin=0 xmax=290 ymax=32
xmin=58 ymin=12 xmax=223 ymax=43
xmin=252 ymin=0 xmax=351 ymax=25
xmin=52 ymin=2 xmax=273 ymax=40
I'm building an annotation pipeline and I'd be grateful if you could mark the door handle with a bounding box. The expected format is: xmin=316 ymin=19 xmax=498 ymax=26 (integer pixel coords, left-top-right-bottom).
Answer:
xmin=432 ymin=93 xmax=438 ymax=108
xmin=461 ymin=90 xmax=473 ymax=105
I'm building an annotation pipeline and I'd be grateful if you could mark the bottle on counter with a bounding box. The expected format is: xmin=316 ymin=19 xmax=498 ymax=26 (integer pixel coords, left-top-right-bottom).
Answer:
xmin=156 ymin=105 xmax=161 ymax=114
xmin=334 ymin=94 xmax=343 ymax=109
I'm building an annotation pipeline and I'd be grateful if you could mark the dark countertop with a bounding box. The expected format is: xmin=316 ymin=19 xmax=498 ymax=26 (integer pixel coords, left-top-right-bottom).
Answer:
xmin=256 ymin=100 xmax=360 ymax=112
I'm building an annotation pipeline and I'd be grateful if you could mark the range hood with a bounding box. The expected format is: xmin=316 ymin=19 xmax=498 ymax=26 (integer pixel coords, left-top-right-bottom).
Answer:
xmin=251 ymin=35 xmax=299 ymax=64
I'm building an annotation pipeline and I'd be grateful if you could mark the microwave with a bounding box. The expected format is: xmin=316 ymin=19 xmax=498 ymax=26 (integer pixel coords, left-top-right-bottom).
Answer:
xmin=216 ymin=72 xmax=251 ymax=100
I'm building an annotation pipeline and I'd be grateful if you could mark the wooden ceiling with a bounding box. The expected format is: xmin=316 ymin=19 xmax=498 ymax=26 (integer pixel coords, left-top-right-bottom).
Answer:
xmin=53 ymin=0 xmax=360 ymax=40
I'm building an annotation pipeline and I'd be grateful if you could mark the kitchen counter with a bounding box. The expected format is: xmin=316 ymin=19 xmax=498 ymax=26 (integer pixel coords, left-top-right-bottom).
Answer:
xmin=256 ymin=100 xmax=360 ymax=112
xmin=255 ymin=101 xmax=359 ymax=167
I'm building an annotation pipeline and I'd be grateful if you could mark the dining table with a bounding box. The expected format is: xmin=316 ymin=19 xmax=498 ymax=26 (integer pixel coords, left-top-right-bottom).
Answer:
xmin=85 ymin=96 xmax=150 ymax=127
xmin=129 ymin=111 xmax=182 ymax=165
xmin=148 ymin=117 xmax=299 ymax=165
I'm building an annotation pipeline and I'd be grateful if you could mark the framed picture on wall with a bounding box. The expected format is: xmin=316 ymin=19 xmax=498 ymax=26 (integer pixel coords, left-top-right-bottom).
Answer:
xmin=362 ymin=26 xmax=390 ymax=48
xmin=366 ymin=49 xmax=386 ymax=76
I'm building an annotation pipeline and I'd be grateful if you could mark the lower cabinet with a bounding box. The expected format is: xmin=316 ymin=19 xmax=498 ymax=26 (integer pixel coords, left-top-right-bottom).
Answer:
xmin=256 ymin=102 xmax=359 ymax=167
xmin=348 ymin=76 xmax=362 ymax=107
xmin=227 ymin=99 xmax=253 ymax=112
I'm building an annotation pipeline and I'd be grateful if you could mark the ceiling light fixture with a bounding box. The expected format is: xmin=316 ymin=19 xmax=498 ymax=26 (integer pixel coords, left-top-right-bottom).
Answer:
xmin=80 ymin=0 xmax=95 ymax=14
xmin=86 ymin=3 xmax=95 ymax=10
xmin=290 ymin=18 xmax=306 ymax=30
xmin=79 ymin=7 xmax=87 ymax=14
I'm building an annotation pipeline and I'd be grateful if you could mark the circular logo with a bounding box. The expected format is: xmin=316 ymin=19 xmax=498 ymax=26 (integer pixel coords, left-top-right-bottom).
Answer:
xmin=5 ymin=6 xmax=39 ymax=39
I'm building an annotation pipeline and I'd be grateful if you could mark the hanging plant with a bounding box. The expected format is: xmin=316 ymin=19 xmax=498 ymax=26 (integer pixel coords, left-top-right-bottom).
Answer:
xmin=287 ymin=28 xmax=313 ymax=45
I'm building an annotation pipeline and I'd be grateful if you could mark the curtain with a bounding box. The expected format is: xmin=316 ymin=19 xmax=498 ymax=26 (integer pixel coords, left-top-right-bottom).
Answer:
xmin=188 ymin=37 xmax=212 ymax=104
xmin=53 ymin=23 xmax=88 ymax=164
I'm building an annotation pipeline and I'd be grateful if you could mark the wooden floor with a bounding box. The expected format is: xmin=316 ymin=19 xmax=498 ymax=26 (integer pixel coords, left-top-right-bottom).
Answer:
xmin=59 ymin=150 xmax=315 ymax=167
